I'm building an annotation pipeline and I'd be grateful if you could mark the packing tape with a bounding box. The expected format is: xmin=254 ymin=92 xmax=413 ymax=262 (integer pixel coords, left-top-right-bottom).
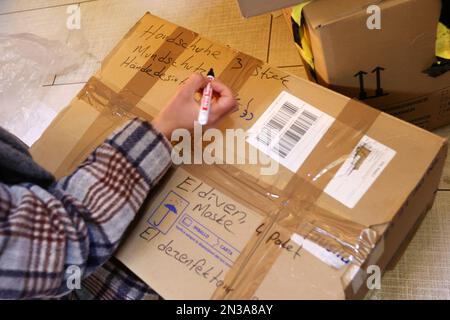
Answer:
xmin=77 ymin=77 xmax=136 ymax=117
xmin=211 ymin=99 xmax=382 ymax=299
xmin=71 ymin=73 xmax=380 ymax=299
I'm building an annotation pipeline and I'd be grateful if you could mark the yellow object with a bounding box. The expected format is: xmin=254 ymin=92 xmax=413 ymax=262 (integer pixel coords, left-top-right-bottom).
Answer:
xmin=291 ymin=2 xmax=315 ymax=70
xmin=436 ymin=22 xmax=450 ymax=59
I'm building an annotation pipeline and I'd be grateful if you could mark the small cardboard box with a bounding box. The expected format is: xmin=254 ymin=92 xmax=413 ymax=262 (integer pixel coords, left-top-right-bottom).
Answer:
xmin=290 ymin=0 xmax=450 ymax=130
xmin=31 ymin=12 xmax=447 ymax=299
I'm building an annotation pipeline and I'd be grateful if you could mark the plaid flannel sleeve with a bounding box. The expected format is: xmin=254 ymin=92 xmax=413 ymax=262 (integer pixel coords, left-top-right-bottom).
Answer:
xmin=0 ymin=119 xmax=172 ymax=299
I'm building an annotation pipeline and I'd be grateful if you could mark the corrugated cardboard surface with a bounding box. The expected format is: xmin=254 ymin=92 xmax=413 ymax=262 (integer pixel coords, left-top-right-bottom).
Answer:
xmin=236 ymin=0 xmax=305 ymax=17
xmin=30 ymin=12 xmax=447 ymax=299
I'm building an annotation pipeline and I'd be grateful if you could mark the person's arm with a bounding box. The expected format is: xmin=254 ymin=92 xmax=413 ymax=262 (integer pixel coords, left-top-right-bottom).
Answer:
xmin=0 ymin=74 xmax=236 ymax=299
xmin=0 ymin=119 xmax=171 ymax=299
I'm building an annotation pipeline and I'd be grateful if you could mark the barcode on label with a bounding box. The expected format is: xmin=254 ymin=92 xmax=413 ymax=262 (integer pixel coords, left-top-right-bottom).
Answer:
xmin=256 ymin=102 xmax=319 ymax=159
xmin=256 ymin=102 xmax=298 ymax=146
xmin=277 ymin=110 xmax=318 ymax=158
xmin=247 ymin=91 xmax=335 ymax=173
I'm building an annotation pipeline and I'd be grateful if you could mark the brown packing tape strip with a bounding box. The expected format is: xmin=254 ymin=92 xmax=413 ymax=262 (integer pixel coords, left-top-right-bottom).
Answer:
xmin=287 ymin=99 xmax=381 ymax=195
xmin=212 ymin=194 xmax=377 ymax=299
xmin=211 ymin=99 xmax=382 ymax=299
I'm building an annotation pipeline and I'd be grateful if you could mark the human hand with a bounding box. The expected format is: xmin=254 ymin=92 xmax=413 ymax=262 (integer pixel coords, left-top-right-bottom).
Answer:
xmin=152 ymin=73 xmax=237 ymax=139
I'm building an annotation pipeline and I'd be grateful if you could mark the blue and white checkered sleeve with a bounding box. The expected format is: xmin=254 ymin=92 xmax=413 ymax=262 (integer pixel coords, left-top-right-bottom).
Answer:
xmin=0 ymin=119 xmax=172 ymax=299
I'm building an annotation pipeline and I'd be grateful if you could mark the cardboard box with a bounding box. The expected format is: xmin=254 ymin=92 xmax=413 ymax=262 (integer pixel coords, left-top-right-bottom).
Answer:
xmin=30 ymin=12 xmax=447 ymax=299
xmin=290 ymin=0 xmax=450 ymax=130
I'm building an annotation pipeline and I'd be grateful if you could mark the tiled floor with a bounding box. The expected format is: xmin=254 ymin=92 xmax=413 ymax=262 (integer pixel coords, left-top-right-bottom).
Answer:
xmin=0 ymin=0 xmax=449 ymax=299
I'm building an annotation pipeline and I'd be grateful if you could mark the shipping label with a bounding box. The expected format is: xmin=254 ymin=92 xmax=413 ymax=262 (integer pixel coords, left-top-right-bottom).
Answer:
xmin=246 ymin=91 xmax=335 ymax=173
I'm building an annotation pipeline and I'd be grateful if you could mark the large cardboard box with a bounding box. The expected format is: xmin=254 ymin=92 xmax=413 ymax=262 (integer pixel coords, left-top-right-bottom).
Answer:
xmin=290 ymin=0 xmax=450 ymax=130
xmin=31 ymin=13 xmax=447 ymax=299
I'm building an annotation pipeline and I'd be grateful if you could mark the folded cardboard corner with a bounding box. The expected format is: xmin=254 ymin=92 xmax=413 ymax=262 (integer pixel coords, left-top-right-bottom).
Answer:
xmin=31 ymin=12 xmax=448 ymax=299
